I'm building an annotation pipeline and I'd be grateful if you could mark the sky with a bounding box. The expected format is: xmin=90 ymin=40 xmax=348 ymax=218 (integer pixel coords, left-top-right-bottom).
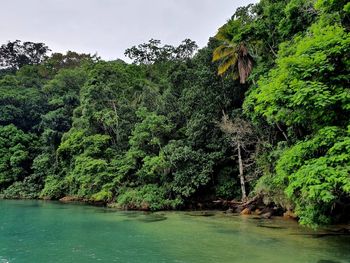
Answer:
xmin=0 ymin=0 xmax=258 ymax=61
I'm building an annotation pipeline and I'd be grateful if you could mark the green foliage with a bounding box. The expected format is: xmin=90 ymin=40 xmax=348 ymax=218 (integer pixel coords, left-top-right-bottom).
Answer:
xmin=275 ymin=127 xmax=350 ymax=226
xmin=40 ymin=175 xmax=67 ymax=200
xmin=278 ymin=0 xmax=317 ymax=37
xmin=238 ymin=0 xmax=350 ymax=226
xmin=0 ymin=125 xmax=36 ymax=191
xmin=125 ymin=39 xmax=198 ymax=64
xmin=55 ymin=129 xmax=117 ymax=199
xmin=244 ymin=21 xmax=350 ymax=134
xmin=3 ymin=174 xmax=42 ymax=199
xmin=214 ymin=166 xmax=240 ymax=199
xmin=0 ymin=40 xmax=49 ymax=71
xmin=164 ymin=141 xmax=214 ymax=198
xmin=0 ymin=74 xmax=46 ymax=132
xmin=116 ymin=185 xmax=180 ymax=211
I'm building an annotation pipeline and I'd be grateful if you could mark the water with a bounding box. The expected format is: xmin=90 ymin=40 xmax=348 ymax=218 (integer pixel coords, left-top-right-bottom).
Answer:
xmin=0 ymin=200 xmax=349 ymax=263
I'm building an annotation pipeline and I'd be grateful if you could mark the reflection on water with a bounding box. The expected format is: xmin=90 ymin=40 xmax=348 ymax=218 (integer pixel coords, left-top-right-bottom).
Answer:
xmin=0 ymin=200 xmax=349 ymax=263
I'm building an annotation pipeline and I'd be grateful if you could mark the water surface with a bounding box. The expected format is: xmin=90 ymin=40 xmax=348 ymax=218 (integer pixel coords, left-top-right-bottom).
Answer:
xmin=0 ymin=200 xmax=349 ymax=263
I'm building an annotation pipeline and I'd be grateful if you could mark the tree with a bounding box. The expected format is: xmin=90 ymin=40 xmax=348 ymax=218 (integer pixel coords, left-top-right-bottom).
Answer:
xmin=218 ymin=113 xmax=257 ymax=201
xmin=243 ymin=0 xmax=350 ymax=226
xmin=0 ymin=73 xmax=46 ymax=132
xmin=212 ymin=40 xmax=253 ymax=84
xmin=275 ymin=127 xmax=350 ymax=226
xmin=43 ymin=51 xmax=98 ymax=75
xmin=125 ymin=39 xmax=198 ymax=64
xmin=0 ymin=40 xmax=50 ymax=71
xmin=244 ymin=20 xmax=350 ymax=136
xmin=212 ymin=7 xmax=255 ymax=84
xmin=0 ymin=125 xmax=35 ymax=190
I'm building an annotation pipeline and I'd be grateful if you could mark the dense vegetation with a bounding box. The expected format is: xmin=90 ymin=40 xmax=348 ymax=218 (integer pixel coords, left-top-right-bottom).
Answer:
xmin=0 ymin=0 xmax=349 ymax=227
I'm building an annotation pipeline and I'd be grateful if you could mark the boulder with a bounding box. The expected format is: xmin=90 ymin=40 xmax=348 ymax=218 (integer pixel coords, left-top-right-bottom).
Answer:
xmin=283 ymin=210 xmax=298 ymax=219
xmin=225 ymin=208 xmax=234 ymax=214
xmin=240 ymin=208 xmax=251 ymax=215
xmin=254 ymin=209 xmax=262 ymax=215
xmin=261 ymin=212 xmax=272 ymax=219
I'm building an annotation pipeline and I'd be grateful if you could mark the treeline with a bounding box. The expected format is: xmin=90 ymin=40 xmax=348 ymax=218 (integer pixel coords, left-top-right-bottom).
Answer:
xmin=0 ymin=0 xmax=349 ymax=227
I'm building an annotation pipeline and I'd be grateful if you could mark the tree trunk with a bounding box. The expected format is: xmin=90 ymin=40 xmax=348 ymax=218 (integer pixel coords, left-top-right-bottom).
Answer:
xmin=276 ymin=123 xmax=288 ymax=141
xmin=237 ymin=142 xmax=247 ymax=201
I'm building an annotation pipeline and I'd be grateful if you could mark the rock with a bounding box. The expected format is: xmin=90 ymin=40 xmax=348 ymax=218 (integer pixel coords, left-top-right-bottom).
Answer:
xmin=225 ymin=208 xmax=234 ymax=214
xmin=240 ymin=208 xmax=251 ymax=215
xmin=254 ymin=209 xmax=262 ymax=215
xmin=140 ymin=201 xmax=150 ymax=211
xmin=59 ymin=196 xmax=81 ymax=202
xmin=235 ymin=206 xmax=243 ymax=213
xmin=248 ymin=204 xmax=257 ymax=212
xmin=187 ymin=211 xmax=216 ymax=217
xmin=261 ymin=212 xmax=272 ymax=219
xmin=283 ymin=210 xmax=297 ymax=219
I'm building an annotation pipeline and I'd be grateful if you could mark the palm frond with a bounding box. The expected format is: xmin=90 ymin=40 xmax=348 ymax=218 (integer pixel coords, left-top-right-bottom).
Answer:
xmin=218 ymin=55 xmax=238 ymax=76
xmin=214 ymin=26 xmax=232 ymax=42
xmin=212 ymin=40 xmax=254 ymax=82
xmin=212 ymin=44 xmax=235 ymax=62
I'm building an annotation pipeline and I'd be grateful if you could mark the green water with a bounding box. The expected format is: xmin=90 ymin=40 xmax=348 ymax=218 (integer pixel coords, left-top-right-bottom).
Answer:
xmin=0 ymin=200 xmax=349 ymax=263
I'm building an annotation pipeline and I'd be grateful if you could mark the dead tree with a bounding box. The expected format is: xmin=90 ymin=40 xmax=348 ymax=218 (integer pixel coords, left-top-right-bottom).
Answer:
xmin=218 ymin=112 xmax=256 ymax=201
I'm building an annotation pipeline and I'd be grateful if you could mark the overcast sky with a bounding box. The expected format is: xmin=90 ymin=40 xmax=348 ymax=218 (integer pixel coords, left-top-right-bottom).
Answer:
xmin=1 ymin=0 xmax=258 ymax=61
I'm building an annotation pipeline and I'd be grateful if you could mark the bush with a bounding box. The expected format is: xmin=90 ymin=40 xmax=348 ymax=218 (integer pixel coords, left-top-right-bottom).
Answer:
xmin=116 ymin=185 xmax=181 ymax=211
xmin=40 ymin=176 xmax=66 ymax=199
xmin=3 ymin=180 xmax=39 ymax=199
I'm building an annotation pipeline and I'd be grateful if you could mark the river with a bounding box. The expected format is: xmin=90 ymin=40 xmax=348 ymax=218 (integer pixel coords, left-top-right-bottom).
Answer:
xmin=0 ymin=200 xmax=349 ymax=263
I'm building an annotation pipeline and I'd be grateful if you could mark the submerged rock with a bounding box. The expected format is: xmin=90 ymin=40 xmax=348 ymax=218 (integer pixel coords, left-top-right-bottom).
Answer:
xmin=138 ymin=214 xmax=167 ymax=223
xmin=260 ymin=212 xmax=272 ymax=219
xmin=186 ymin=211 xmax=216 ymax=217
xmin=257 ymin=224 xmax=286 ymax=229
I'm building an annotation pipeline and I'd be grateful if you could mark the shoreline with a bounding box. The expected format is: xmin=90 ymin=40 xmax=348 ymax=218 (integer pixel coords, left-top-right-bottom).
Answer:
xmin=1 ymin=197 xmax=350 ymax=234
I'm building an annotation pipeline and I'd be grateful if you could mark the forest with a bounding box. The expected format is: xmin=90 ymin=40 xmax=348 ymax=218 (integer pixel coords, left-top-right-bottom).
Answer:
xmin=0 ymin=0 xmax=349 ymax=227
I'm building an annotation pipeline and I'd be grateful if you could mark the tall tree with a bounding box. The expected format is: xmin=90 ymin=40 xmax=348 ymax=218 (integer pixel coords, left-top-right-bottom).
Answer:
xmin=212 ymin=39 xmax=253 ymax=84
xmin=211 ymin=5 xmax=255 ymax=84
xmin=0 ymin=40 xmax=50 ymax=71
xmin=125 ymin=39 xmax=198 ymax=64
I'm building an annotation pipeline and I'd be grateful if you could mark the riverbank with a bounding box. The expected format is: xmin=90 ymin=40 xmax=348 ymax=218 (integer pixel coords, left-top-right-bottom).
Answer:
xmin=57 ymin=194 xmax=284 ymax=215
xmin=2 ymin=194 xmax=349 ymax=230
xmin=55 ymin=195 xmax=350 ymax=232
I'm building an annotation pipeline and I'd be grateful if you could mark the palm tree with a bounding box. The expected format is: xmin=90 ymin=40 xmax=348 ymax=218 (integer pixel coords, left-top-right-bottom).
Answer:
xmin=212 ymin=31 xmax=253 ymax=84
